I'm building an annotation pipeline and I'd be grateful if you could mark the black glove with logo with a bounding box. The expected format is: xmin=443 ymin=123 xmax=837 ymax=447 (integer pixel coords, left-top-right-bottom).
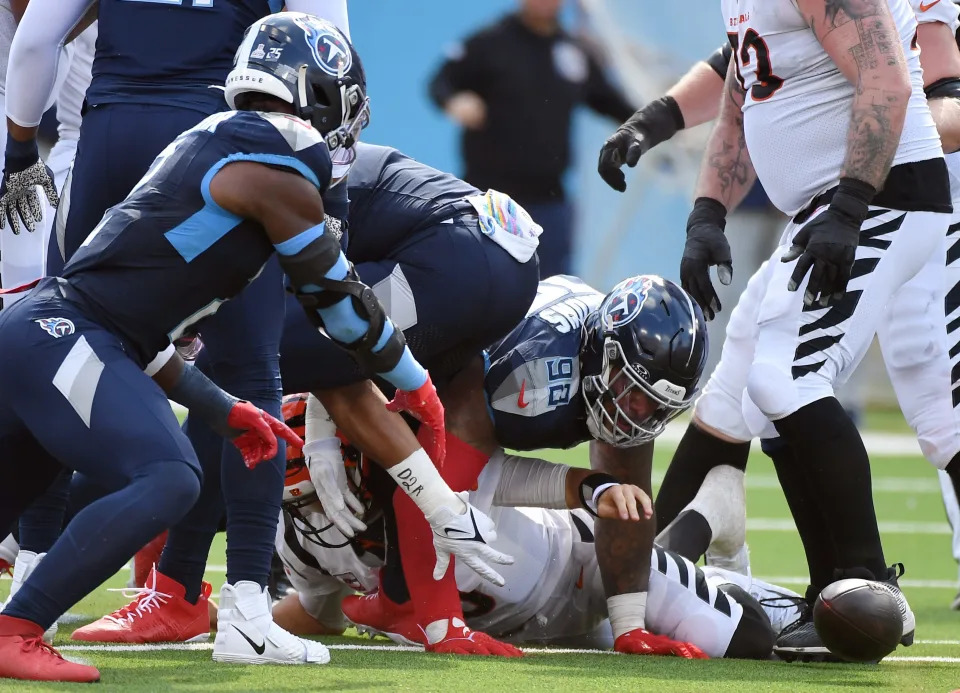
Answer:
xmin=781 ymin=178 xmax=873 ymax=307
xmin=597 ymin=96 xmax=685 ymax=192
xmin=680 ymin=197 xmax=732 ymax=320
xmin=0 ymin=135 xmax=60 ymax=235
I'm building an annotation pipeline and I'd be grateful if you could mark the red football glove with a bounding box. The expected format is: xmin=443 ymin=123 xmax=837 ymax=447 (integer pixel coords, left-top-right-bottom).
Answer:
xmin=386 ymin=373 xmax=446 ymax=467
xmin=424 ymin=618 xmax=523 ymax=657
xmin=614 ymin=629 xmax=708 ymax=659
xmin=226 ymin=401 xmax=303 ymax=469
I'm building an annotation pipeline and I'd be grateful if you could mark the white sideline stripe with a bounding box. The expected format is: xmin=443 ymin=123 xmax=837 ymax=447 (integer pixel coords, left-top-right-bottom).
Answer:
xmin=649 ymin=472 xmax=943 ymax=494
xmin=57 ymin=642 xmax=960 ymax=663
xmin=657 ymin=421 xmax=924 ymax=457
xmin=747 ymin=518 xmax=952 ymax=535
xmin=758 ymin=575 xmax=958 ymax=589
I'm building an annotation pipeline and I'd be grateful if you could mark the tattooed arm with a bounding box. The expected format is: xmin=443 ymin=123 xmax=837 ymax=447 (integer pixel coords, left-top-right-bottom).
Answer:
xmin=693 ymin=56 xmax=757 ymax=213
xmin=798 ymin=0 xmax=911 ymax=188
xmin=590 ymin=440 xmax=655 ymax=597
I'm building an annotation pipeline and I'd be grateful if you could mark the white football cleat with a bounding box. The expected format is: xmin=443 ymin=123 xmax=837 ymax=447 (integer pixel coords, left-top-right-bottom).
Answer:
xmin=7 ymin=551 xmax=57 ymax=644
xmin=212 ymin=581 xmax=329 ymax=665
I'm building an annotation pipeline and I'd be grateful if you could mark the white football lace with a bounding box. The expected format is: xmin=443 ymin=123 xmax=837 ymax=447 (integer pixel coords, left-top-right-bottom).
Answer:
xmin=104 ymin=574 xmax=173 ymax=625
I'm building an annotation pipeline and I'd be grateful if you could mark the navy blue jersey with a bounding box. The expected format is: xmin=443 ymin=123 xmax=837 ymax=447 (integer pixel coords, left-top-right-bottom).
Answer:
xmin=87 ymin=0 xmax=282 ymax=112
xmin=62 ymin=110 xmax=334 ymax=367
xmin=484 ymin=276 xmax=603 ymax=451
xmin=345 ymin=143 xmax=479 ymax=262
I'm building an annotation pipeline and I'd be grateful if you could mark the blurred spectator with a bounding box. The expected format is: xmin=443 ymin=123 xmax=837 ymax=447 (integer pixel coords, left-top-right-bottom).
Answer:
xmin=428 ymin=0 xmax=635 ymax=277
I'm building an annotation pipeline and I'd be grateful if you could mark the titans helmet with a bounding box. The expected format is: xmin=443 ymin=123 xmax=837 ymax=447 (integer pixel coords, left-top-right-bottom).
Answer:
xmin=225 ymin=12 xmax=370 ymax=179
xmin=582 ymin=275 xmax=708 ymax=447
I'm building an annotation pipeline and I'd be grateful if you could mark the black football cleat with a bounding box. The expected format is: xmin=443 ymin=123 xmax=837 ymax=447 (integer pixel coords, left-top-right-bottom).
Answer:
xmin=773 ymin=604 xmax=842 ymax=663
xmin=880 ymin=563 xmax=915 ymax=646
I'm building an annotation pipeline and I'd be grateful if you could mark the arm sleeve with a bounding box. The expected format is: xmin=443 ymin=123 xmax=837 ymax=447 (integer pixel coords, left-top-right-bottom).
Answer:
xmin=5 ymin=0 xmax=94 ymax=127
xmin=706 ymin=43 xmax=733 ymax=80
xmin=491 ymin=452 xmax=571 ymax=509
xmin=584 ymin=47 xmax=637 ymax=122
xmin=285 ymin=0 xmax=351 ymax=40
xmin=427 ymin=33 xmax=487 ymax=108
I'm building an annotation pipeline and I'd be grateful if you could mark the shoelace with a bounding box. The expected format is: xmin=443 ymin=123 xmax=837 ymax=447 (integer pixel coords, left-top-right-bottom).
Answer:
xmin=20 ymin=635 xmax=63 ymax=659
xmin=103 ymin=570 xmax=173 ymax=625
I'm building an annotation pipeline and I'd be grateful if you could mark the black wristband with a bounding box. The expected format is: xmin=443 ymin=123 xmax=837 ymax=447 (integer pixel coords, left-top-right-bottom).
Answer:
xmin=623 ymin=96 xmax=685 ymax=150
xmin=925 ymin=76 xmax=960 ymax=100
xmin=578 ymin=472 xmax=620 ymax=518
xmin=832 ymin=177 xmax=876 ymax=224
xmin=687 ymin=197 xmax=728 ymax=234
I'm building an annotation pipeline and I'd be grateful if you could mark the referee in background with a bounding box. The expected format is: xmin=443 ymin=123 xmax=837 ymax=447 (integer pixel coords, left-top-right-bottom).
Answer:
xmin=428 ymin=0 xmax=635 ymax=277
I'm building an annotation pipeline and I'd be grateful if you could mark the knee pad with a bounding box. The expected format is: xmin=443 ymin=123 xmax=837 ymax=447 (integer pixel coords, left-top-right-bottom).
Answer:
xmin=745 ymin=362 xmax=801 ymax=422
xmin=719 ymin=583 xmax=776 ymax=660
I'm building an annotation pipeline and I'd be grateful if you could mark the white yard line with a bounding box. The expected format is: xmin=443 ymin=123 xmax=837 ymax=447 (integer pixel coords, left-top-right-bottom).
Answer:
xmin=57 ymin=641 xmax=960 ymax=664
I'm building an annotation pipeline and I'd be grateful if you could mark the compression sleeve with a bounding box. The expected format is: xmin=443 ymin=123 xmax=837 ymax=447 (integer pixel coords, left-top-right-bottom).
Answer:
xmin=5 ymin=0 xmax=93 ymax=128
xmin=491 ymin=451 xmax=571 ymax=509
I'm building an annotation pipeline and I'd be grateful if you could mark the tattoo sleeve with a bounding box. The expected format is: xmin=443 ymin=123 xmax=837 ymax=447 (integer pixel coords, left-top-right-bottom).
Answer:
xmin=693 ymin=57 xmax=757 ymax=211
xmin=590 ymin=441 xmax=655 ymax=597
xmin=803 ymin=0 xmax=911 ymax=188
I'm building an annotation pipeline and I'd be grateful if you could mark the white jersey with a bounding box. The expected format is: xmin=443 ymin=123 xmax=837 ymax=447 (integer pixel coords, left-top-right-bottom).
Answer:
xmin=725 ymin=0 xmax=944 ymax=215
xmin=277 ymin=452 xmax=769 ymax=655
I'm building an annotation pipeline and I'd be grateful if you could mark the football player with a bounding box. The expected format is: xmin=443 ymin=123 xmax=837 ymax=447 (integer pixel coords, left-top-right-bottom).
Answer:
xmin=305 ymin=274 xmax=710 ymax=657
xmin=275 ymin=392 xmax=791 ymax=660
xmin=599 ymin=0 xmax=959 ymax=658
xmin=0 ymin=0 xmax=363 ymax=668
xmin=73 ymin=141 xmax=542 ymax=656
xmin=0 ymin=14 xmax=503 ymax=682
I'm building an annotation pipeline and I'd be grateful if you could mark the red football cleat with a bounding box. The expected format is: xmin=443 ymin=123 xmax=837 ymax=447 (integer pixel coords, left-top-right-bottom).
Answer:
xmin=72 ymin=567 xmax=211 ymax=643
xmin=614 ymin=628 xmax=709 ymax=659
xmin=423 ymin=617 xmax=523 ymax=657
xmin=0 ymin=616 xmax=99 ymax=682
xmin=132 ymin=531 xmax=168 ymax=589
xmin=341 ymin=590 xmax=425 ymax=646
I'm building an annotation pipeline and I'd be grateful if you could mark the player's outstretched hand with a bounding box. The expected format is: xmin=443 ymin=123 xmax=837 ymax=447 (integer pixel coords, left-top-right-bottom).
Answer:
xmin=598 ymin=127 xmax=646 ymax=192
xmin=680 ymin=198 xmax=732 ymax=321
xmin=386 ymin=373 xmax=446 ymax=467
xmin=0 ymin=137 xmax=59 ymax=235
xmin=615 ymin=628 xmax=709 ymax=659
xmin=425 ymin=619 xmax=523 ymax=657
xmin=426 ymin=493 xmax=513 ymax=587
xmin=227 ymin=401 xmax=302 ymax=469
xmin=305 ymin=437 xmax=367 ymax=538
xmin=596 ymin=484 xmax=653 ymax=522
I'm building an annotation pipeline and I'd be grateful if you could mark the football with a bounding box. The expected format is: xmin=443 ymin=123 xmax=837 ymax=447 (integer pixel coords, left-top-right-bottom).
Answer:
xmin=813 ymin=578 xmax=903 ymax=662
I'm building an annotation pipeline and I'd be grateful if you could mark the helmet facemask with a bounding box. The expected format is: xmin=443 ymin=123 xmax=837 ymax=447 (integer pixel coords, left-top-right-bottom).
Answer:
xmin=583 ymin=336 xmax=695 ymax=447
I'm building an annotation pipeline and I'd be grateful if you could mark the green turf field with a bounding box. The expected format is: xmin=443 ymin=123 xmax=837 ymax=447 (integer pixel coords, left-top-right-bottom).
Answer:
xmin=2 ymin=423 xmax=959 ymax=692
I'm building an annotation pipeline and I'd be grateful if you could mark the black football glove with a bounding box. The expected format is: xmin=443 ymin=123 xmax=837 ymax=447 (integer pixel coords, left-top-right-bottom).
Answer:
xmin=680 ymin=197 xmax=732 ymax=321
xmin=597 ymin=96 xmax=685 ymax=192
xmin=0 ymin=135 xmax=59 ymax=235
xmin=781 ymin=178 xmax=873 ymax=307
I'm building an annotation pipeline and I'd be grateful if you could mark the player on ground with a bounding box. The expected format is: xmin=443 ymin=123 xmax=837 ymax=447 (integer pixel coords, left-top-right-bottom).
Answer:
xmin=274 ymin=395 xmax=789 ymax=660
xmin=72 ymin=141 xmax=541 ymax=656
xmin=0 ymin=14 xmax=506 ymax=683
xmin=316 ymin=274 xmax=711 ymax=657
xmin=600 ymin=0 xmax=952 ymax=657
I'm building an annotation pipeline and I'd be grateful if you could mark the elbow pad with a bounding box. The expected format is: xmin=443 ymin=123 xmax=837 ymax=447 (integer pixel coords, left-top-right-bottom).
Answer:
xmin=278 ymin=231 xmax=408 ymax=376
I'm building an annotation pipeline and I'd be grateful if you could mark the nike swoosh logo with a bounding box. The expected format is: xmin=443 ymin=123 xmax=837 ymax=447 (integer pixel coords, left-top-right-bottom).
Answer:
xmin=232 ymin=624 xmax=266 ymax=655
xmin=517 ymin=380 xmax=529 ymax=408
xmin=442 ymin=509 xmax=486 ymax=543
xmin=920 ymin=0 xmax=940 ymax=10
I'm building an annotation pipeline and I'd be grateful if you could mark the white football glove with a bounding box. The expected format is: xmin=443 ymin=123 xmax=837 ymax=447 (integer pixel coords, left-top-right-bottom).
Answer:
xmin=425 ymin=492 xmax=514 ymax=587
xmin=304 ymin=437 xmax=367 ymax=538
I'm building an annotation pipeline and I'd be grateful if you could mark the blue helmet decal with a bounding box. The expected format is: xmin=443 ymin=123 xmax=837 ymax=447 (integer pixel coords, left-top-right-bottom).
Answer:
xmin=600 ymin=275 xmax=653 ymax=330
xmin=293 ymin=16 xmax=352 ymax=77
